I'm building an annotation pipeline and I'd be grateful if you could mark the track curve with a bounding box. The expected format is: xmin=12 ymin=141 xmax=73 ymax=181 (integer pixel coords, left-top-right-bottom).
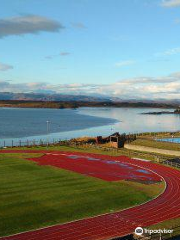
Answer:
xmin=1 ymin=150 xmax=180 ymax=240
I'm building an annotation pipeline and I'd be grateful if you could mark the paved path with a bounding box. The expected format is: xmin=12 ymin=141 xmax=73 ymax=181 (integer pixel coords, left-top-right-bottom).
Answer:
xmin=1 ymin=150 xmax=180 ymax=240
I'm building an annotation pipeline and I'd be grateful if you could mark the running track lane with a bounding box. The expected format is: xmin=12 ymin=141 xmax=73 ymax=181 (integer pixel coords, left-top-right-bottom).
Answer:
xmin=1 ymin=150 xmax=180 ymax=240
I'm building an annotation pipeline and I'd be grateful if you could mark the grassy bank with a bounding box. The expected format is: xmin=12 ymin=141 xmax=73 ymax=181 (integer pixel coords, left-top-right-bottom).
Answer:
xmin=0 ymin=152 xmax=164 ymax=237
xmin=131 ymin=138 xmax=180 ymax=151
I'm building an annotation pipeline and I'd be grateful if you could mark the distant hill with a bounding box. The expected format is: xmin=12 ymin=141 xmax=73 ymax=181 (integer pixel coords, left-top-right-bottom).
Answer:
xmin=0 ymin=92 xmax=179 ymax=109
xmin=0 ymin=92 xmax=112 ymax=102
xmin=0 ymin=100 xmax=179 ymax=109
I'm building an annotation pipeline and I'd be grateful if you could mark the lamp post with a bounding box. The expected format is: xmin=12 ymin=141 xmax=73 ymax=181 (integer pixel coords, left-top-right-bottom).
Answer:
xmin=46 ymin=121 xmax=50 ymax=147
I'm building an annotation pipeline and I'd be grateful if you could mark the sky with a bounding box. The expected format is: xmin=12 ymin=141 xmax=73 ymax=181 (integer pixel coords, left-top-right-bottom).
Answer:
xmin=0 ymin=0 xmax=180 ymax=99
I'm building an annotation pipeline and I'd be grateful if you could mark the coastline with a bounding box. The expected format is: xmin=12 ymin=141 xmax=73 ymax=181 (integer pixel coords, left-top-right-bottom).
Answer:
xmin=0 ymin=100 xmax=178 ymax=109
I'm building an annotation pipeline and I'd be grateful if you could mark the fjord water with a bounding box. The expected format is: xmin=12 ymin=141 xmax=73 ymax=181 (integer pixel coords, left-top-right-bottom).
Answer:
xmin=0 ymin=107 xmax=180 ymax=146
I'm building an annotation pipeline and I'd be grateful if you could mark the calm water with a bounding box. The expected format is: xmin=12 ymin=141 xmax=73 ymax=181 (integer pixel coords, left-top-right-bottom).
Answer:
xmin=0 ymin=107 xmax=116 ymax=138
xmin=0 ymin=107 xmax=180 ymax=146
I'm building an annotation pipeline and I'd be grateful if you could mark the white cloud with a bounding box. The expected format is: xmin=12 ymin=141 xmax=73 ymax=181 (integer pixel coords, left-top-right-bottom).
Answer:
xmin=174 ymin=18 xmax=180 ymax=24
xmin=0 ymin=62 xmax=13 ymax=71
xmin=156 ymin=47 xmax=180 ymax=56
xmin=45 ymin=51 xmax=70 ymax=59
xmin=161 ymin=0 xmax=180 ymax=7
xmin=71 ymin=22 xmax=86 ymax=29
xmin=0 ymin=15 xmax=64 ymax=38
xmin=115 ymin=60 xmax=135 ymax=68
xmin=60 ymin=52 xmax=70 ymax=56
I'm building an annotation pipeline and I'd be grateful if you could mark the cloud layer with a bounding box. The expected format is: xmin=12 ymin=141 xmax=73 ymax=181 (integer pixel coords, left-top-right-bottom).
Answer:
xmin=1 ymin=72 xmax=180 ymax=99
xmin=0 ymin=15 xmax=64 ymax=38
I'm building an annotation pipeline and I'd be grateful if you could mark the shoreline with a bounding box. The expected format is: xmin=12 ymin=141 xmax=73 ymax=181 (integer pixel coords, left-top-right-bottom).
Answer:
xmin=0 ymin=100 xmax=178 ymax=109
xmin=141 ymin=111 xmax=175 ymax=115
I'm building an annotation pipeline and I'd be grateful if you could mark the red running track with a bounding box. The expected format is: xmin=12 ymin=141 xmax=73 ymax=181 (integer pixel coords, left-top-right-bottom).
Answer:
xmin=1 ymin=150 xmax=180 ymax=240
xmin=27 ymin=152 xmax=161 ymax=182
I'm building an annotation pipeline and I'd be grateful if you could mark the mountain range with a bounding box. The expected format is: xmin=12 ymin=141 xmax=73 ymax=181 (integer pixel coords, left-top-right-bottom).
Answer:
xmin=0 ymin=92 xmax=180 ymax=109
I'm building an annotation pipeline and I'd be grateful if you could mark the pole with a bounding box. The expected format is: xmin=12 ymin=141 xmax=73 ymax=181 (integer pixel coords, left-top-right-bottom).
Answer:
xmin=46 ymin=121 xmax=50 ymax=147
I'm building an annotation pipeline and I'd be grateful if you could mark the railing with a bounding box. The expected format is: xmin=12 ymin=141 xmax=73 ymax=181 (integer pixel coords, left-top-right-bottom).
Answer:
xmin=0 ymin=138 xmax=64 ymax=148
xmin=162 ymin=160 xmax=180 ymax=169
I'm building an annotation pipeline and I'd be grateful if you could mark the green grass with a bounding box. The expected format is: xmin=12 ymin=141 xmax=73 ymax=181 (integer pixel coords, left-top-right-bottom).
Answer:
xmin=0 ymin=152 xmax=164 ymax=237
xmin=150 ymin=218 xmax=180 ymax=230
xmin=5 ymin=144 xmax=124 ymax=155
xmin=5 ymin=143 xmax=171 ymax=160
xmin=131 ymin=138 xmax=180 ymax=151
xmin=148 ymin=218 xmax=180 ymax=238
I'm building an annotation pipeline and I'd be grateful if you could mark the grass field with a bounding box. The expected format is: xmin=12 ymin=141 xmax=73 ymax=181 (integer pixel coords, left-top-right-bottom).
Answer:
xmin=0 ymin=151 xmax=164 ymax=237
xmin=131 ymin=138 xmax=180 ymax=151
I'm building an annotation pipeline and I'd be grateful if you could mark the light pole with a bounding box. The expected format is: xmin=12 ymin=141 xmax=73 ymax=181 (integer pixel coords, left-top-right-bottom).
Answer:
xmin=111 ymin=127 xmax=113 ymax=135
xmin=46 ymin=121 xmax=50 ymax=147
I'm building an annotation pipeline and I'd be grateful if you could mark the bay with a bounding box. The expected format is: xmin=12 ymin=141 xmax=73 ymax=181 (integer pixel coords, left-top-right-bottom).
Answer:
xmin=0 ymin=107 xmax=180 ymax=146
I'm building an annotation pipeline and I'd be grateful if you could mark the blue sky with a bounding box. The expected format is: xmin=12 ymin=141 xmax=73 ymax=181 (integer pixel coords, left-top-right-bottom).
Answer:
xmin=0 ymin=0 xmax=180 ymax=99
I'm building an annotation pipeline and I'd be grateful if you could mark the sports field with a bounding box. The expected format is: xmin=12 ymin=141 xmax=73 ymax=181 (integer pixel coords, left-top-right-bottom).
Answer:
xmin=0 ymin=150 xmax=163 ymax=238
xmin=1 ymin=150 xmax=180 ymax=240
